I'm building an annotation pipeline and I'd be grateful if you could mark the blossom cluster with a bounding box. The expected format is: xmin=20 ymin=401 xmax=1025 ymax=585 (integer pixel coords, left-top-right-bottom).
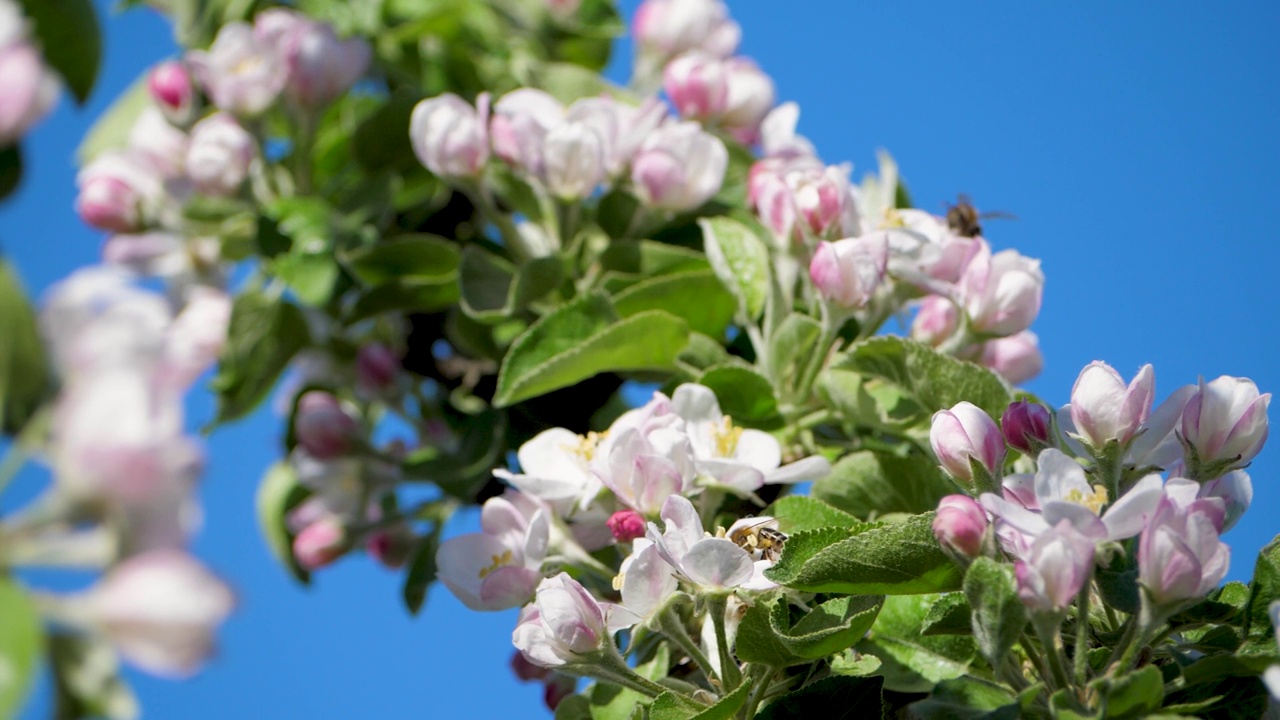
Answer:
xmin=0 ymin=0 xmax=58 ymax=147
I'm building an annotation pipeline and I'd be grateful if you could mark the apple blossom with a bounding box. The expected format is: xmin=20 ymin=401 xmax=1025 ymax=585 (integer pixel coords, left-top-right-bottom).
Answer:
xmin=632 ymin=0 xmax=740 ymax=61
xmin=956 ymin=238 xmax=1043 ymax=337
xmin=0 ymin=40 xmax=58 ymax=146
xmin=162 ymin=286 xmax=232 ymax=390
xmin=490 ymin=88 xmax=565 ymax=176
xmin=187 ymin=23 xmax=286 ymax=116
xmin=1014 ymin=521 xmax=1095 ymax=613
xmin=494 ymin=427 xmax=609 ymax=513
xmin=1138 ymin=481 xmax=1230 ymax=607
xmin=756 ymin=164 xmax=859 ymax=242
xmin=1197 ymin=470 xmax=1252 ymax=533
xmin=933 ymin=494 xmax=988 ymax=559
xmin=722 ymin=58 xmax=775 ymax=142
xmin=410 ymin=93 xmax=491 ymax=179
xmin=1001 ymin=400 xmax=1052 ymax=456
xmin=929 ymin=401 xmax=1006 ymax=484
xmin=75 ymin=151 xmax=164 ymax=233
xmin=254 ymin=9 xmax=370 ymax=109
xmin=565 ymin=96 xmax=666 ymax=177
xmin=436 ymin=491 xmax=549 ymax=611
xmin=1069 ymin=361 xmax=1155 ymax=449
xmin=356 ymin=342 xmax=401 ymax=396
xmin=148 ymin=60 xmax=196 ymax=125
xmin=631 ymin=121 xmax=728 ymax=211
xmin=664 ymin=52 xmax=730 ymax=120
xmin=758 ymin=102 xmax=817 ymax=163
xmin=1180 ymin=375 xmax=1270 ymax=473
xmin=84 ymin=551 xmax=235 ymax=678
xmin=912 ymin=295 xmax=959 ymax=347
xmin=513 ymin=573 xmax=634 ymax=667
xmin=645 ymin=496 xmax=771 ymax=592
xmin=979 ymin=331 xmax=1043 ymax=385
xmin=541 ymin=121 xmax=606 ymax=199
xmin=615 ymin=537 xmax=679 ymax=621
xmin=186 ymin=112 xmax=255 ymax=196
xmin=294 ymin=391 xmax=360 ymax=459
xmin=128 ymin=107 xmax=190 ymax=180
xmin=595 ymin=415 xmax=697 ymax=515
xmin=292 ymin=515 xmax=347 ymax=570
xmin=809 ymin=235 xmax=890 ymax=309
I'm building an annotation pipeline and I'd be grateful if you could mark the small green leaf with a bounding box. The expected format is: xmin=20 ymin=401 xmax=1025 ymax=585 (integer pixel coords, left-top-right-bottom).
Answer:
xmin=524 ymin=60 xmax=621 ymax=105
xmin=858 ymin=594 xmax=975 ymax=693
xmin=611 ymin=269 xmax=736 ymax=338
xmin=589 ymin=645 xmax=669 ymax=720
xmin=829 ymin=650 xmax=882 ymax=677
xmin=493 ymin=294 xmax=689 ymax=407
xmin=598 ymin=240 xmax=708 ymax=280
xmin=920 ymin=593 xmax=973 ymax=636
xmin=1179 ymin=652 xmax=1277 ymax=686
xmin=1089 ymin=665 xmax=1163 ymax=719
xmin=964 ymin=557 xmax=1028 ymax=669
xmin=255 ymin=462 xmax=311 ymax=584
xmin=19 ymin=0 xmax=101 ymax=103
xmin=1244 ymin=533 xmax=1280 ymax=647
xmin=0 ymin=578 xmax=43 ymax=717
xmin=756 ymin=676 xmax=884 ymax=720
xmin=402 ymin=531 xmax=441 ymax=615
xmin=768 ymin=314 xmax=821 ymax=392
xmin=813 ymin=450 xmax=958 ymax=520
xmin=0 ymin=145 xmax=22 ymax=201
xmin=765 ymin=496 xmax=862 ymax=534
xmin=212 ymin=292 xmax=311 ymax=423
xmin=76 ymin=77 xmax=150 ymax=164
xmin=0 ymin=259 xmax=51 ymax=434
xmin=353 ymin=90 xmax=424 ymax=172
xmin=650 ymin=681 xmax=748 ymax=720
xmin=554 ymin=694 xmax=592 ymax=720
xmin=696 ymin=365 xmax=779 ymax=426
xmin=765 ymin=513 xmax=962 ymax=596
xmin=342 ymin=234 xmax=461 ymax=285
xmin=737 ymin=593 xmax=884 ymax=667
xmin=836 ymin=336 xmax=1012 ymax=420
xmin=698 ymin=216 xmax=770 ymax=321
xmin=459 ymin=246 xmax=562 ymax=323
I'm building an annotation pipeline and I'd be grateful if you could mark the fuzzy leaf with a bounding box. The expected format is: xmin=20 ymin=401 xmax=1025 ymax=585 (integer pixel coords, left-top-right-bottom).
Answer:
xmin=858 ymin=594 xmax=975 ymax=693
xmin=611 ymin=269 xmax=736 ymax=338
xmin=649 ymin=680 xmax=747 ymax=720
xmin=212 ymin=292 xmax=311 ymax=423
xmin=836 ymin=336 xmax=1012 ymax=420
xmin=964 ymin=557 xmax=1028 ymax=669
xmin=737 ymin=593 xmax=884 ymax=667
xmin=697 ymin=364 xmax=780 ymax=426
xmin=698 ymin=216 xmax=770 ymax=321
xmin=255 ymin=462 xmax=311 ymax=585
xmin=1088 ymin=665 xmax=1163 ymax=719
xmin=813 ymin=450 xmax=958 ymax=520
xmin=921 ymin=593 xmax=973 ymax=636
xmin=0 ymin=578 xmax=43 ymax=718
xmin=765 ymin=496 xmax=862 ymax=534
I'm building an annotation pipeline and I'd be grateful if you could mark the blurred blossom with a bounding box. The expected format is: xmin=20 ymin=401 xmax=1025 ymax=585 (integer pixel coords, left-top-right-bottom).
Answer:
xmin=128 ymin=107 xmax=190 ymax=180
xmin=293 ymin=391 xmax=360 ymax=460
xmin=631 ymin=121 xmax=727 ymax=211
xmin=436 ymin=491 xmax=549 ymax=611
xmin=84 ymin=550 xmax=235 ymax=678
xmin=756 ymin=164 xmax=858 ymax=242
xmin=665 ymin=52 xmax=730 ymax=121
xmin=541 ymin=121 xmax=606 ymax=200
xmin=810 ymin=235 xmax=890 ymax=309
xmin=956 ymin=239 xmax=1043 ymax=337
xmin=633 ymin=0 xmax=740 ymax=61
xmin=758 ymin=102 xmax=817 ymax=162
xmin=410 ymin=93 xmax=491 ymax=179
xmin=186 ymin=112 xmax=255 ymax=196
xmin=356 ymin=342 xmax=401 ymax=396
xmin=187 ymin=23 xmax=286 ymax=116
xmin=565 ymin=96 xmax=666 ymax=178
xmin=254 ymin=9 xmax=370 ymax=109
xmin=490 ymin=88 xmax=565 ymax=177
xmin=148 ymin=60 xmax=197 ymax=125
xmin=0 ymin=40 xmax=58 ymax=146
xmin=76 ymin=151 xmax=164 ymax=233
xmin=722 ymin=58 xmax=776 ymax=143
xmin=979 ymin=331 xmax=1043 ymax=385
xmin=912 ymin=295 xmax=959 ymax=347
xmin=930 ymin=401 xmax=1005 ymax=483
xmin=292 ymin=516 xmax=347 ymax=570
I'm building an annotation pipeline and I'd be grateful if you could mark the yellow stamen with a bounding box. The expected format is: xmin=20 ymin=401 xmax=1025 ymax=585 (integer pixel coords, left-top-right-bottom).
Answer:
xmin=1064 ymin=484 xmax=1110 ymax=515
xmin=563 ymin=431 xmax=608 ymax=462
xmin=712 ymin=416 xmax=744 ymax=458
xmin=477 ymin=550 xmax=514 ymax=579
xmin=879 ymin=208 xmax=906 ymax=229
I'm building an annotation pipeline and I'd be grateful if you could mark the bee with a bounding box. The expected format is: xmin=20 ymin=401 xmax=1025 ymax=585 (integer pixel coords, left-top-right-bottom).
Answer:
xmin=727 ymin=518 xmax=788 ymax=563
xmin=945 ymin=194 xmax=1017 ymax=238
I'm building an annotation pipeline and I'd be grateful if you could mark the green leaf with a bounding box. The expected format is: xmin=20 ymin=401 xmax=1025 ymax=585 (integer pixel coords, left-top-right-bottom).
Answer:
xmin=675 ymin=333 xmax=730 ymax=376
xmin=829 ymin=650 xmax=882 ymax=677
xmin=262 ymin=198 xmax=342 ymax=306
xmin=649 ymin=681 xmax=748 ymax=720
xmin=19 ymin=0 xmax=101 ymax=103
xmin=1179 ymin=652 xmax=1277 ymax=686
xmin=836 ymin=336 xmax=1012 ymax=419
xmin=524 ymin=61 xmax=620 ymax=105
xmin=493 ymin=293 xmax=689 ymax=407
xmin=48 ymin=633 xmax=139 ymax=720
xmin=0 ymin=259 xmax=51 ymax=434
xmin=765 ymin=513 xmax=962 ymax=595
xmin=554 ymin=694 xmax=593 ymax=720
xmin=1244 ymin=533 xmax=1280 ymax=647
xmin=696 ymin=365 xmax=779 ymax=426
xmin=920 ymin=593 xmax=973 ymax=636
xmin=402 ymin=531 xmax=441 ymax=615
xmin=737 ymin=593 xmax=884 ymax=667
xmin=353 ymin=90 xmax=424 ymax=172
xmin=589 ymin=645 xmax=669 ymax=720
xmin=212 ymin=292 xmax=311 ymax=423
xmin=76 ymin=77 xmax=150 ymax=164
xmin=905 ymin=677 xmax=1020 ymax=719
xmin=765 ymin=496 xmax=861 ymax=534
xmin=964 ymin=557 xmax=1028 ymax=669
xmin=756 ymin=676 xmax=884 ymax=720
xmin=255 ymin=462 xmax=311 ymax=584
xmin=401 ymin=409 xmax=507 ymax=499
xmin=858 ymin=594 xmax=975 ymax=693
xmin=697 ymin=216 xmax=770 ymax=321
xmin=817 ymin=367 xmax=925 ymax=434
xmin=1094 ymin=550 xmax=1140 ymax=615
xmin=0 ymin=145 xmax=22 ymax=201
xmin=342 ymin=235 xmax=461 ymax=285
xmin=768 ymin=314 xmax=821 ymax=392
xmin=598 ymin=241 xmax=708 ymax=280
xmin=813 ymin=450 xmax=958 ymax=520
xmin=458 ymin=247 xmax=562 ymax=323
xmin=1088 ymin=665 xmax=1163 ymax=719
xmin=611 ymin=269 xmax=735 ymax=338
xmin=0 ymin=578 xmax=43 ymax=718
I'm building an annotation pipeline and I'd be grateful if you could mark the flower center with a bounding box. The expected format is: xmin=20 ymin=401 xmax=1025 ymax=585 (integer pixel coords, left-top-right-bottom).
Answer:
xmin=1064 ymin=484 xmax=1109 ymax=514
xmin=477 ymin=549 xmax=514 ymax=579
xmin=712 ymin=416 xmax=743 ymax=458
xmin=880 ymin=208 xmax=906 ymax=229
xmin=564 ymin=431 xmax=608 ymax=462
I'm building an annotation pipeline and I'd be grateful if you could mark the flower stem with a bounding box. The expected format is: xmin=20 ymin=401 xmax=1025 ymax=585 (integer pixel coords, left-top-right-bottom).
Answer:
xmin=792 ymin=304 xmax=841 ymax=405
xmin=658 ymin=605 xmax=719 ymax=685
xmin=706 ymin=594 xmax=742 ymax=691
xmin=1073 ymin=585 xmax=1092 ymax=685
xmin=1033 ymin=615 xmax=1074 ymax=693
xmin=1108 ymin=596 xmax=1164 ymax=677
xmin=1020 ymin=632 xmax=1053 ymax=690
xmin=742 ymin=665 xmax=779 ymax=720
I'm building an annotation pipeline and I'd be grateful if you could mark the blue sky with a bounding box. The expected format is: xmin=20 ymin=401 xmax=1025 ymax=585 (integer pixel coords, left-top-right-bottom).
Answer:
xmin=4 ymin=1 xmax=1279 ymax=717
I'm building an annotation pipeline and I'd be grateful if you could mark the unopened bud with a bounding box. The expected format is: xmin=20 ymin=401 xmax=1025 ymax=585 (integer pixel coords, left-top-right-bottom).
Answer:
xmin=294 ymin=391 xmax=359 ymax=459
xmin=930 ymin=401 xmax=1006 ymax=484
xmin=356 ymin=343 xmax=401 ymax=396
xmin=1001 ymin=400 xmax=1052 ymax=456
xmin=292 ymin=517 xmax=347 ymax=570
xmin=606 ymin=510 xmax=647 ymax=543
xmin=932 ymin=495 xmax=987 ymax=559
xmin=148 ymin=60 xmax=197 ymax=125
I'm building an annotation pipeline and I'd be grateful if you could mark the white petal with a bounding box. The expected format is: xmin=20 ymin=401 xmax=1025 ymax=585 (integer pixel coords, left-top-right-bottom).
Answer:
xmin=682 ymin=538 xmax=754 ymax=589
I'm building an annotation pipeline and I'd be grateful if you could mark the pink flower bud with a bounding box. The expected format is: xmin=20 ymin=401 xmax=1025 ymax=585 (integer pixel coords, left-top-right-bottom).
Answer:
xmin=1181 ymin=375 xmax=1270 ymax=471
xmin=128 ymin=107 xmax=190 ymax=180
xmin=631 ymin=122 xmax=727 ymax=212
xmin=356 ymin=343 xmax=401 ymax=396
xmin=87 ymin=550 xmax=235 ymax=678
xmin=664 ymin=52 xmax=730 ymax=120
xmin=255 ymin=10 xmax=371 ymax=109
xmin=933 ymin=495 xmax=987 ymax=558
xmin=490 ymin=88 xmax=564 ymax=176
xmin=1138 ymin=489 xmax=1230 ymax=606
xmin=1069 ymin=361 xmax=1154 ymax=448
xmin=721 ymin=58 xmax=775 ymax=142
xmin=957 ymin=239 xmax=1043 ymax=337
xmin=294 ymin=391 xmax=359 ymax=459
xmin=147 ymin=60 xmax=197 ymax=125
xmin=293 ymin=516 xmax=347 ymax=570
xmin=186 ymin=112 xmax=255 ymax=196
xmin=187 ymin=23 xmax=286 ymax=116
xmin=607 ymin=510 xmax=647 ymax=542
xmin=512 ymin=574 xmax=613 ymax=667
xmin=75 ymin=152 xmax=162 ymax=233
xmin=365 ymin=526 xmax=414 ymax=569
xmin=541 ymin=121 xmax=606 ymax=200
xmin=912 ymin=295 xmax=959 ymax=347
xmin=1001 ymin=400 xmax=1052 ymax=456
xmin=510 ymin=650 xmax=552 ymax=682
xmin=979 ymin=331 xmax=1043 ymax=385
xmin=633 ymin=0 xmax=740 ymax=60
xmin=544 ymin=675 xmax=576 ymax=711
xmin=1015 ymin=521 xmax=1095 ymax=613
xmin=809 ymin=235 xmax=890 ymax=309
xmin=0 ymin=41 xmax=58 ymax=146
xmin=930 ymin=401 xmax=1006 ymax=483
xmin=410 ymin=92 xmax=491 ymax=179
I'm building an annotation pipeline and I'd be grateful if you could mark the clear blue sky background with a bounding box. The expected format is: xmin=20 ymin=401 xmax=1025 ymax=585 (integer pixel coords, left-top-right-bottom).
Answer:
xmin=3 ymin=1 xmax=1279 ymax=718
